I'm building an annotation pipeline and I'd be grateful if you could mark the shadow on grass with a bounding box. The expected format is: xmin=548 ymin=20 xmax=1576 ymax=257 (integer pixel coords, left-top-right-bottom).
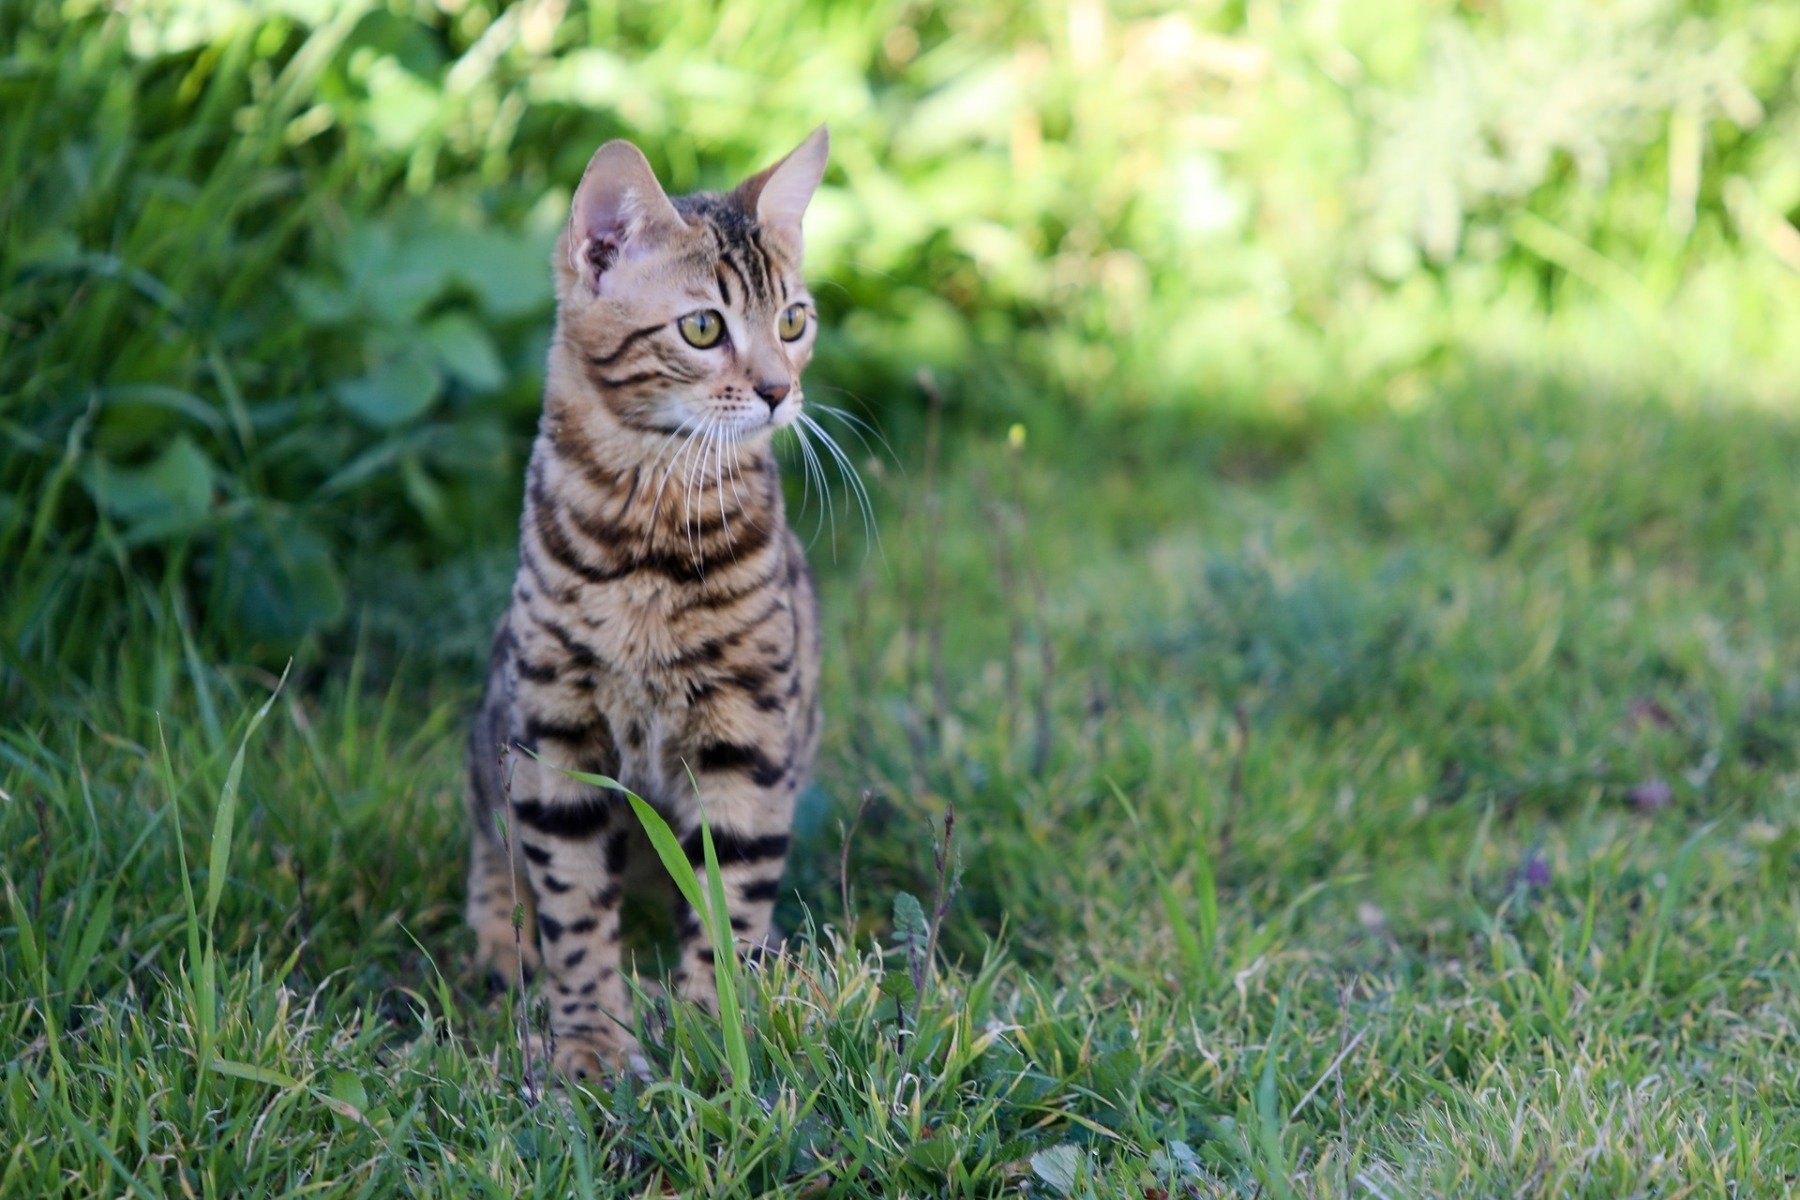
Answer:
xmin=808 ymin=357 xmax=1800 ymax=969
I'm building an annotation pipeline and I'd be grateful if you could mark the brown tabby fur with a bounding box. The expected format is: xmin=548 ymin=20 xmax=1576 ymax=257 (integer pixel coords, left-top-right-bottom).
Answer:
xmin=464 ymin=130 xmax=828 ymax=1078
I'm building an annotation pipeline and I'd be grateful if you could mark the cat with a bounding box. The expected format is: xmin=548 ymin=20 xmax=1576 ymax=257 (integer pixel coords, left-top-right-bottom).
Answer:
xmin=464 ymin=128 xmax=828 ymax=1079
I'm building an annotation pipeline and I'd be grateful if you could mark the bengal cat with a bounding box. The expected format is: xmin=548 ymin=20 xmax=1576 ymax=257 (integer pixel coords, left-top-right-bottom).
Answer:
xmin=464 ymin=128 xmax=828 ymax=1079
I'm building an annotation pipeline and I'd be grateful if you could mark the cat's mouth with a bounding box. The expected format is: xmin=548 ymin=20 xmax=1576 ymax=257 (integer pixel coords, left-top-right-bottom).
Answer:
xmin=709 ymin=398 xmax=801 ymax=438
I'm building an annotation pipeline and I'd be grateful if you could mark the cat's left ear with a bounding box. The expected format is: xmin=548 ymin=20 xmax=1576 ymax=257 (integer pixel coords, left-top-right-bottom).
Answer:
xmin=736 ymin=125 xmax=829 ymax=249
xmin=567 ymin=140 xmax=688 ymax=292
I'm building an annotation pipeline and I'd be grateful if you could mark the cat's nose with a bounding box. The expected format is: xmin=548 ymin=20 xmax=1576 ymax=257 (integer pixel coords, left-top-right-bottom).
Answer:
xmin=754 ymin=381 xmax=791 ymax=410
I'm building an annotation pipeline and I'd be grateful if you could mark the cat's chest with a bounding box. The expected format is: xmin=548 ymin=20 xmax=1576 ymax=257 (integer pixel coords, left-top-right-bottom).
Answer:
xmin=578 ymin=639 xmax=696 ymax=806
xmin=571 ymin=577 xmax=685 ymax=669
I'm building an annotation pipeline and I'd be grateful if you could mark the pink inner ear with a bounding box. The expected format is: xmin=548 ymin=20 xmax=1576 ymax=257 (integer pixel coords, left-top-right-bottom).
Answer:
xmin=569 ymin=185 xmax=630 ymax=285
xmin=567 ymin=141 xmax=686 ymax=284
xmin=575 ymin=185 xmax=635 ymax=258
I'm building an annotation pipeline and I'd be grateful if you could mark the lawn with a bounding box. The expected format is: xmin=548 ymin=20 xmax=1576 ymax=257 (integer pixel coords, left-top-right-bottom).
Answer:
xmin=5 ymin=1 xmax=1800 ymax=1196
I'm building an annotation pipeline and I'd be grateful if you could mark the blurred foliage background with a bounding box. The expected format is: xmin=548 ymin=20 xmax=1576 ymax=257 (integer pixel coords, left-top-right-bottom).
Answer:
xmin=3 ymin=0 xmax=1798 ymax=686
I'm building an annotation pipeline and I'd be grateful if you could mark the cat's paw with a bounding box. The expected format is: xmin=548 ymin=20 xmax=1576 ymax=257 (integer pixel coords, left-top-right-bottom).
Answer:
xmin=552 ymin=1040 xmax=613 ymax=1083
xmin=524 ymin=1030 xmax=647 ymax=1085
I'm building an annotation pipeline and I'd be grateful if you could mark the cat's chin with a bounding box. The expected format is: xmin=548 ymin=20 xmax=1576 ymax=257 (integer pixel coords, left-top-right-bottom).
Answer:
xmin=713 ymin=411 xmax=796 ymax=442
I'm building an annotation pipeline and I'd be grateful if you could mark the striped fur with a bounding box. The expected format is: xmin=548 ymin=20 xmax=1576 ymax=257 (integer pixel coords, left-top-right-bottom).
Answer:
xmin=465 ymin=131 xmax=828 ymax=1079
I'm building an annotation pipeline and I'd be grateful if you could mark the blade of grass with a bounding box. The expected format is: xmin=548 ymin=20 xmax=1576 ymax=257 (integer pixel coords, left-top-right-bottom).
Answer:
xmin=695 ymin=815 xmax=753 ymax=1087
xmin=205 ymin=661 xmax=290 ymax=926
xmin=1109 ymin=780 xmax=1215 ymax=993
xmin=1640 ymin=821 xmax=1716 ymax=997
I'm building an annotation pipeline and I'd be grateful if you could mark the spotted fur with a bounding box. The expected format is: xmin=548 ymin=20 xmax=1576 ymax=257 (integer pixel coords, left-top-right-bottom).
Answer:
xmin=465 ymin=129 xmax=829 ymax=1079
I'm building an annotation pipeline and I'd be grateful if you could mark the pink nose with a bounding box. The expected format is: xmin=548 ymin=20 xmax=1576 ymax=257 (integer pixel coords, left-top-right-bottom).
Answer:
xmin=754 ymin=381 xmax=790 ymax=409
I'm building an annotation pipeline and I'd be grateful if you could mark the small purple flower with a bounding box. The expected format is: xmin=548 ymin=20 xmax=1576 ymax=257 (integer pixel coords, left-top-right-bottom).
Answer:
xmin=1518 ymin=855 xmax=1552 ymax=889
xmin=1628 ymin=777 xmax=1674 ymax=812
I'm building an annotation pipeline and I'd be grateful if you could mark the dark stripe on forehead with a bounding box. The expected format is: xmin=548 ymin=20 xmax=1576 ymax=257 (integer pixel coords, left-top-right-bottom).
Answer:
xmin=677 ymin=189 xmax=790 ymax=305
xmin=747 ymin=241 xmax=775 ymax=304
xmin=715 ymin=222 xmax=771 ymax=305
xmin=716 ymin=255 xmax=747 ymax=306
xmin=749 ymin=227 xmax=787 ymax=303
xmin=724 ymin=242 xmax=766 ymax=306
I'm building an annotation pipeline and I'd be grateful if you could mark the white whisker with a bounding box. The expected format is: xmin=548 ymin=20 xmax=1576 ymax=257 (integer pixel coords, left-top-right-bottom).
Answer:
xmin=793 ymin=417 xmax=835 ymax=553
xmin=664 ymin=416 xmax=708 ymax=564
xmin=798 ymin=410 xmax=880 ymax=561
xmin=643 ymin=415 xmax=702 ymax=531
xmin=713 ymin=421 xmax=735 ymax=558
xmin=682 ymin=416 xmax=716 ymax=566
xmin=723 ymin=433 xmax=756 ymax=532
xmin=810 ymin=392 xmax=901 ymax=470
xmin=783 ymin=425 xmax=815 ymax=538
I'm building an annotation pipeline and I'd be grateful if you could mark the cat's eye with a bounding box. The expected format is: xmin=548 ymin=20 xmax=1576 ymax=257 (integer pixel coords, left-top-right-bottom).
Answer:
xmin=677 ymin=309 xmax=725 ymax=348
xmin=778 ymin=304 xmax=808 ymax=342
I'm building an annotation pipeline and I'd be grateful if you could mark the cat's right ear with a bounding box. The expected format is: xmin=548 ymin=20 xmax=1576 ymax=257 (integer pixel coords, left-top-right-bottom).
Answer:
xmin=567 ymin=141 xmax=686 ymax=292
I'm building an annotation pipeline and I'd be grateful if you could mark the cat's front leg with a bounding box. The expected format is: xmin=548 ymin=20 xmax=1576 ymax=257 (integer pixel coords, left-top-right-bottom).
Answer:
xmin=665 ymin=753 xmax=799 ymax=1012
xmin=506 ymin=735 xmax=639 ymax=1079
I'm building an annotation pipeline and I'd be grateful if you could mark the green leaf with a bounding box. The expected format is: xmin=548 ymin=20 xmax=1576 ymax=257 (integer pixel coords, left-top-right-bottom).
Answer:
xmin=60 ymin=883 xmax=119 ymax=1001
xmin=905 ymin=1136 xmax=959 ymax=1173
xmin=218 ymin=517 xmax=346 ymax=646
xmin=363 ymin=57 xmax=440 ymax=150
xmin=1149 ymin=1140 xmax=1203 ymax=1179
xmin=98 ymin=383 xmax=228 ymax=435
xmin=1029 ymin=1145 xmax=1082 ymax=1194
xmin=878 ymin=969 xmax=917 ymax=1007
xmin=1111 ymin=780 xmax=1214 ymax=993
xmin=288 ymin=275 xmax=356 ymax=325
xmin=85 ymin=433 xmax=214 ymax=529
xmin=4 ymin=882 xmax=43 ymax=985
xmin=611 ymin=784 xmax=708 ymax=918
xmin=327 ymin=1070 xmax=368 ymax=1112
xmin=61 ymin=1109 xmax=161 ymax=1200
xmin=1192 ymin=845 xmax=1220 ymax=965
xmin=324 ymin=1070 xmax=370 ymax=1126
xmin=444 ymin=229 xmax=554 ymax=319
xmin=210 ymin=1058 xmax=303 ymax=1088
xmin=335 ymin=348 xmax=441 ymax=428
xmin=695 ymin=817 xmax=754 ymax=1085
xmin=423 ymin=311 xmax=506 ymax=391
xmin=400 ymin=451 xmax=451 ymax=533
xmin=317 ymin=436 xmax=409 ymax=496
xmin=1086 ymin=1046 xmax=1140 ymax=1104
xmin=892 ymin=891 xmax=929 ymax=952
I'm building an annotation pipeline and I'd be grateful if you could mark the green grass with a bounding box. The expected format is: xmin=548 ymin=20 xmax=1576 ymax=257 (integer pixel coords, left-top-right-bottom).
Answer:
xmin=6 ymin=350 xmax=1800 ymax=1196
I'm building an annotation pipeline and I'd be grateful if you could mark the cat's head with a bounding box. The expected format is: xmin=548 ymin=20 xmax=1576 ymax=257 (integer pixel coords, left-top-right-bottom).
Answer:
xmin=550 ymin=128 xmax=829 ymax=447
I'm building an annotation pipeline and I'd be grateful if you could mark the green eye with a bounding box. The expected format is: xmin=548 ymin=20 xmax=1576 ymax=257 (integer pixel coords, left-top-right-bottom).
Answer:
xmin=678 ymin=309 xmax=725 ymax=348
xmin=778 ymin=303 xmax=808 ymax=342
